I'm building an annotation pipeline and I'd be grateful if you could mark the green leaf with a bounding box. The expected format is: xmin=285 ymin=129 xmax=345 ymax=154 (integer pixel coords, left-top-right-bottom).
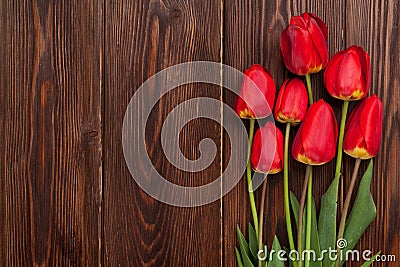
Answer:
xmin=237 ymin=225 xmax=255 ymax=267
xmin=318 ymin=174 xmax=339 ymax=267
xmin=290 ymin=192 xmax=300 ymax=226
xmin=249 ymin=223 xmax=259 ymax=262
xmin=291 ymin=193 xmax=322 ymax=266
xmin=236 ymin=247 xmax=244 ymax=267
xmin=268 ymin=236 xmax=284 ymax=267
xmin=341 ymin=160 xmax=376 ymax=266
xmin=282 ymin=247 xmax=292 ymax=267
xmin=249 ymin=223 xmax=267 ymax=264
xmin=310 ymin=197 xmax=322 ymax=267
xmin=360 ymin=251 xmax=381 ymax=267
xmin=290 ymin=192 xmax=305 ymax=250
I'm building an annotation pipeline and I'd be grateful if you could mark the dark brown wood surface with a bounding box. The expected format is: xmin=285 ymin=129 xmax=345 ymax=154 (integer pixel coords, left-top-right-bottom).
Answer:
xmin=0 ymin=0 xmax=398 ymax=266
xmin=0 ymin=0 xmax=103 ymax=266
xmin=103 ymin=1 xmax=222 ymax=266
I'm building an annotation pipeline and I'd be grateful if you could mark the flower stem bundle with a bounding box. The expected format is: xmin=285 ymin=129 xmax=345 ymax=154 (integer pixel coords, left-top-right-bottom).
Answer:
xmin=234 ymin=12 xmax=382 ymax=267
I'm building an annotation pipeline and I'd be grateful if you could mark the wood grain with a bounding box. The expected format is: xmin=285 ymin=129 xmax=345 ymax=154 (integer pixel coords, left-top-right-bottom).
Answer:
xmin=0 ymin=0 xmax=103 ymax=266
xmin=0 ymin=0 xmax=399 ymax=266
xmin=345 ymin=1 xmax=400 ymax=266
xmin=103 ymin=0 xmax=222 ymax=266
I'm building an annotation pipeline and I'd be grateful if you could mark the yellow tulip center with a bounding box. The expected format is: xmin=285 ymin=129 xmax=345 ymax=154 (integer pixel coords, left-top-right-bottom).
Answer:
xmin=296 ymin=153 xmax=326 ymax=166
xmin=239 ymin=108 xmax=253 ymax=118
xmin=344 ymin=147 xmax=372 ymax=160
xmin=277 ymin=112 xmax=301 ymax=125
xmin=338 ymin=89 xmax=365 ymax=100
xmin=308 ymin=64 xmax=323 ymax=74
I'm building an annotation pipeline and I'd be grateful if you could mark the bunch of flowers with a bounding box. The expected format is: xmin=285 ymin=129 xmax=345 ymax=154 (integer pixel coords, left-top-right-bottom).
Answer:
xmin=234 ymin=12 xmax=383 ymax=267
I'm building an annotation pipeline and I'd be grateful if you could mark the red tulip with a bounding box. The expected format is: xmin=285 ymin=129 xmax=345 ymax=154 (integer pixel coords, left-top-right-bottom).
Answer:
xmin=280 ymin=13 xmax=329 ymax=75
xmin=324 ymin=46 xmax=371 ymax=100
xmin=234 ymin=64 xmax=276 ymax=119
xmin=343 ymin=95 xmax=382 ymax=159
xmin=274 ymin=78 xmax=308 ymax=125
xmin=292 ymin=100 xmax=338 ymax=165
xmin=251 ymin=122 xmax=284 ymax=174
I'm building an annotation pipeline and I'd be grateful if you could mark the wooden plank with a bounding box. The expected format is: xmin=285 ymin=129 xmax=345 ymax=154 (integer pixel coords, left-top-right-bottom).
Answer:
xmin=0 ymin=1 xmax=103 ymax=265
xmin=345 ymin=0 xmax=400 ymax=265
xmin=222 ymin=1 xmax=346 ymax=265
xmin=0 ymin=0 xmax=398 ymax=265
xmin=103 ymin=0 xmax=222 ymax=265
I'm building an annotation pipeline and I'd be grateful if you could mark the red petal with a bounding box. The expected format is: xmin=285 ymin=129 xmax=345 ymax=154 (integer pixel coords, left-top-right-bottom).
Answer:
xmin=251 ymin=128 xmax=262 ymax=170
xmin=324 ymin=50 xmax=346 ymax=96
xmin=308 ymin=13 xmax=328 ymax=40
xmin=359 ymin=95 xmax=383 ymax=156
xmin=251 ymin=122 xmax=280 ymax=173
xmin=280 ymin=79 xmax=308 ymax=122
xmin=291 ymin=123 xmax=305 ymax=161
xmin=284 ymin=26 xmax=315 ymax=75
xmin=306 ymin=16 xmax=329 ymax=68
xmin=337 ymin=51 xmax=363 ymax=96
xmin=280 ymin=28 xmax=295 ymax=73
xmin=352 ymin=45 xmax=371 ymax=93
xmin=290 ymin=15 xmax=307 ymax=29
xmin=240 ymin=65 xmax=275 ymax=118
xmin=274 ymin=79 xmax=289 ymax=120
xmin=234 ymin=95 xmax=254 ymax=118
xmin=276 ymin=127 xmax=284 ymax=165
xmin=301 ymin=100 xmax=337 ymax=164
xmin=345 ymin=99 xmax=364 ymax=133
xmin=343 ymin=119 xmax=364 ymax=152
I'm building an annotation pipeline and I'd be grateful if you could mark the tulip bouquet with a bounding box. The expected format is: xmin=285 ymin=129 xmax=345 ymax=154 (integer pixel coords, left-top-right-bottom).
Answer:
xmin=234 ymin=13 xmax=383 ymax=267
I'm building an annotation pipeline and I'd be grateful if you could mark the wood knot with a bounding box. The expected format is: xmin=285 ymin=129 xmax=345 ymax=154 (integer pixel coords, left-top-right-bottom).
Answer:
xmin=80 ymin=122 xmax=101 ymax=145
xmin=83 ymin=130 xmax=99 ymax=138
xmin=168 ymin=7 xmax=182 ymax=23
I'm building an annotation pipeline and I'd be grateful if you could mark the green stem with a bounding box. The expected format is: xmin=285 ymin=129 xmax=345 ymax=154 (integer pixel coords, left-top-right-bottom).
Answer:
xmin=305 ymin=74 xmax=313 ymax=105
xmin=247 ymin=119 xmax=259 ymax=238
xmin=340 ymin=176 xmax=344 ymax=214
xmin=305 ymin=169 xmax=313 ymax=267
xmin=258 ymin=175 xmax=268 ymax=267
xmin=297 ymin=165 xmax=312 ymax=267
xmin=335 ymin=101 xmax=349 ymax=180
xmin=334 ymin=159 xmax=362 ymax=267
xmin=284 ymin=123 xmax=297 ymax=267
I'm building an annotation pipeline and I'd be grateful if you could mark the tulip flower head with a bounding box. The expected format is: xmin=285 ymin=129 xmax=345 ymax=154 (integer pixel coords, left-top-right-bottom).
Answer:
xmin=274 ymin=78 xmax=309 ymax=125
xmin=234 ymin=64 xmax=276 ymax=119
xmin=280 ymin=13 xmax=329 ymax=75
xmin=251 ymin=122 xmax=284 ymax=174
xmin=343 ymin=95 xmax=383 ymax=159
xmin=292 ymin=100 xmax=338 ymax=165
xmin=324 ymin=46 xmax=371 ymax=100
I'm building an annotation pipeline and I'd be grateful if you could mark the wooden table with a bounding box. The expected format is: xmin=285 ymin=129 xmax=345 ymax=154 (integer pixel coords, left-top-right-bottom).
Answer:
xmin=1 ymin=0 xmax=398 ymax=266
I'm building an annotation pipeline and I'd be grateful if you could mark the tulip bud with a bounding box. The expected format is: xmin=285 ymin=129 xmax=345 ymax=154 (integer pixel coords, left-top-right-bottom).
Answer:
xmin=251 ymin=122 xmax=284 ymax=174
xmin=280 ymin=13 xmax=329 ymax=75
xmin=343 ymin=95 xmax=383 ymax=159
xmin=234 ymin=64 xmax=276 ymax=119
xmin=292 ymin=100 xmax=338 ymax=165
xmin=274 ymin=78 xmax=308 ymax=125
xmin=324 ymin=46 xmax=371 ymax=100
